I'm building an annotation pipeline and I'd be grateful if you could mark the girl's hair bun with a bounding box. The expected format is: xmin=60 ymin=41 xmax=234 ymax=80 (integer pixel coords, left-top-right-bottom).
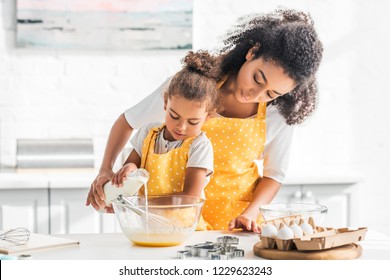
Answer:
xmin=165 ymin=50 xmax=221 ymax=113
xmin=182 ymin=50 xmax=221 ymax=80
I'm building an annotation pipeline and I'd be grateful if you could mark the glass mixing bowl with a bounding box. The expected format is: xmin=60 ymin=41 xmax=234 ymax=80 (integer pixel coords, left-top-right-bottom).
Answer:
xmin=112 ymin=195 xmax=205 ymax=247
xmin=259 ymin=203 xmax=328 ymax=226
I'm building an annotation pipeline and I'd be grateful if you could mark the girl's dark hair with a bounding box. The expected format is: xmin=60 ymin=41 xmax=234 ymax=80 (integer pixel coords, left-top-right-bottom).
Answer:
xmin=165 ymin=51 xmax=221 ymax=113
xmin=220 ymin=9 xmax=323 ymax=125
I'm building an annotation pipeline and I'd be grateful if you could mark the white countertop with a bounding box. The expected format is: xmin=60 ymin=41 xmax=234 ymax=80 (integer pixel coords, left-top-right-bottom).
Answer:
xmin=0 ymin=173 xmax=49 ymax=189
xmin=24 ymin=229 xmax=390 ymax=260
xmin=0 ymin=170 xmax=96 ymax=189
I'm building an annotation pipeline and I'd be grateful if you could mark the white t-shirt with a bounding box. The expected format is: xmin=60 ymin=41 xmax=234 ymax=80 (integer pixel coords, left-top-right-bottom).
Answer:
xmin=125 ymin=77 xmax=294 ymax=183
xmin=130 ymin=122 xmax=214 ymax=186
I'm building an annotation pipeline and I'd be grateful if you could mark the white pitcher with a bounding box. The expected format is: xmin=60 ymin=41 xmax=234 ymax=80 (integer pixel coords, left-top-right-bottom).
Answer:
xmin=102 ymin=168 xmax=149 ymax=208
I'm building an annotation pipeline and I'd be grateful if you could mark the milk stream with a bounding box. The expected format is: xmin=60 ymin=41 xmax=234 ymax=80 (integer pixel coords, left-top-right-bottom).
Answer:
xmin=144 ymin=182 xmax=149 ymax=233
xmin=102 ymin=168 xmax=152 ymax=234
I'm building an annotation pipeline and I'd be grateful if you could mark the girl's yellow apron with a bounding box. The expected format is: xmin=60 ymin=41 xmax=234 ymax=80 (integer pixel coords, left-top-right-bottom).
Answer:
xmin=139 ymin=125 xmax=209 ymax=230
xmin=201 ymin=102 xmax=267 ymax=230
xmin=139 ymin=125 xmax=195 ymax=194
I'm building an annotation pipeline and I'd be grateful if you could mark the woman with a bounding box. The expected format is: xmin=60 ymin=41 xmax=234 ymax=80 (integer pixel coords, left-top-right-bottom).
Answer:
xmin=86 ymin=9 xmax=323 ymax=232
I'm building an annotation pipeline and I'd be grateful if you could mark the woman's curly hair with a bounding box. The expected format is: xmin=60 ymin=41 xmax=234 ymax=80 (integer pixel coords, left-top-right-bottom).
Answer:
xmin=220 ymin=8 xmax=323 ymax=125
xmin=166 ymin=50 xmax=222 ymax=113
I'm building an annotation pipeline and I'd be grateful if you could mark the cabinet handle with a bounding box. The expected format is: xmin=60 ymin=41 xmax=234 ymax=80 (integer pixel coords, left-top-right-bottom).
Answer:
xmin=289 ymin=190 xmax=303 ymax=203
xmin=302 ymin=190 xmax=318 ymax=203
xmin=289 ymin=189 xmax=318 ymax=204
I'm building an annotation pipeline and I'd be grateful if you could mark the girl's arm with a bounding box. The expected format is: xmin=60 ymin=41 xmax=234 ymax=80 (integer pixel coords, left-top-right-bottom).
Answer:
xmin=228 ymin=176 xmax=281 ymax=233
xmin=181 ymin=167 xmax=209 ymax=197
xmin=181 ymin=134 xmax=213 ymax=197
xmin=110 ymin=149 xmax=142 ymax=187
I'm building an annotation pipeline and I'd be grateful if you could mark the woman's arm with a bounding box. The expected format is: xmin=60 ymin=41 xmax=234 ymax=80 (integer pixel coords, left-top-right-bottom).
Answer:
xmin=228 ymin=107 xmax=294 ymax=232
xmin=85 ymin=79 xmax=169 ymax=211
xmin=228 ymin=176 xmax=281 ymax=233
xmin=103 ymin=114 xmax=134 ymax=173
xmin=263 ymin=105 xmax=294 ymax=183
xmin=86 ymin=114 xmax=133 ymax=211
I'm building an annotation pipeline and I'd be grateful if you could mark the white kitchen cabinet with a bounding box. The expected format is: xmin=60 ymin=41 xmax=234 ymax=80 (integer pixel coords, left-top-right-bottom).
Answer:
xmin=0 ymin=188 xmax=50 ymax=234
xmin=273 ymin=182 xmax=359 ymax=228
xmin=49 ymin=188 xmax=121 ymax=234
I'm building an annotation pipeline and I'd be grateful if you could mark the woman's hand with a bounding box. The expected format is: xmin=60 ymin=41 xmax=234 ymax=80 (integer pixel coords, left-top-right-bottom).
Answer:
xmin=85 ymin=168 xmax=114 ymax=211
xmin=228 ymin=177 xmax=281 ymax=232
xmin=228 ymin=213 xmax=261 ymax=233
xmin=86 ymin=113 xmax=135 ymax=212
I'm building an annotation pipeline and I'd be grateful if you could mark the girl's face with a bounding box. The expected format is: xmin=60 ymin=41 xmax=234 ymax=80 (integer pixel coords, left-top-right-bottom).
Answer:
xmin=234 ymin=49 xmax=296 ymax=103
xmin=163 ymin=95 xmax=210 ymax=141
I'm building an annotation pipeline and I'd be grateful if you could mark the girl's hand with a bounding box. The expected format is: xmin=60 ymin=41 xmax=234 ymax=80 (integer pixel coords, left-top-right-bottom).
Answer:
xmin=228 ymin=213 xmax=261 ymax=233
xmin=86 ymin=168 xmax=114 ymax=211
xmin=111 ymin=163 xmax=138 ymax=186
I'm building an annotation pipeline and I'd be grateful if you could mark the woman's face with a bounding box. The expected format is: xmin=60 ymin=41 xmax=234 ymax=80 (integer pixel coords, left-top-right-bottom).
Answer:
xmin=163 ymin=95 xmax=209 ymax=141
xmin=234 ymin=50 xmax=296 ymax=103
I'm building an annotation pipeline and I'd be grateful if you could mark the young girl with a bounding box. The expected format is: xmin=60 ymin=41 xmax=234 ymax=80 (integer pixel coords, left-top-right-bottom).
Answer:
xmin=110 ymin=51 xmax=220 ymax=200
xmin=87 ymin=9 xmax=323 ymax=232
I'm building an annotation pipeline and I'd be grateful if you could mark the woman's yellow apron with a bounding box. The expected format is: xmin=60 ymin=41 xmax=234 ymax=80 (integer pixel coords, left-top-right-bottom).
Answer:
xmin=201 ymin=102 xmax=267 ymax=230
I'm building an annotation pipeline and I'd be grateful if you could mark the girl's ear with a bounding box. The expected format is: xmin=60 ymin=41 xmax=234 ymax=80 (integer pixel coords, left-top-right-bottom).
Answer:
xmin=205 ymin=109 xmax=216 ymax=121
xmin=163 ymin=94 xmax=168 ymax=111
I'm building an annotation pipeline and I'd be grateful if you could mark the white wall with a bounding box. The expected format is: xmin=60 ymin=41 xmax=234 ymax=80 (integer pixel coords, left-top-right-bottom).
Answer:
xmin=1 ymin=0 xmax=390 ymax=234
xmin=0 ymin=0 xmax=187 ymax=168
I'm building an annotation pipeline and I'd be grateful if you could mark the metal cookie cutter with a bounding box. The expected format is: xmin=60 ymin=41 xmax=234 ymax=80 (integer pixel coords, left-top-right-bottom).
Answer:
xmin=233 ymin=249 xmax=245 ymax=258
xmin=177 ymin=250 xmax=191 ymax=259
xmin=177 ymin=235 xmax=245 ymax=259
xmin=217 ymin=236 xmax=239 ymax=245
xmin=187 ymin=242 xmax=214 ymax=257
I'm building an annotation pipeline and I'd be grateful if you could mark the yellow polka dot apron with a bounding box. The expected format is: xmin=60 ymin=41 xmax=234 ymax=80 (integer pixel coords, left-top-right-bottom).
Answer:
xmin=139 ymin=125 xmax=195 ymax=195
xmin=201 ymin=102 xmax=267 ymax=230
xmin=139 ymin=125 xmax=209 ymax=230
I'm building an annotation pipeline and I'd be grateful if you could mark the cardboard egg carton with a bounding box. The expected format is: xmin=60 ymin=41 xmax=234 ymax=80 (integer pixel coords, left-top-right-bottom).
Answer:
xmin=293 ymin=227 xmax=367 ymax=251
xmin=260 ymin=215 xmax=367 ymax=251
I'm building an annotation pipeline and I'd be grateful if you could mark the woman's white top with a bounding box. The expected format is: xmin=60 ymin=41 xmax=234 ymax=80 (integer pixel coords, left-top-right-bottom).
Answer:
xmin=124 ymin=77 xmax=294 ymax=183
